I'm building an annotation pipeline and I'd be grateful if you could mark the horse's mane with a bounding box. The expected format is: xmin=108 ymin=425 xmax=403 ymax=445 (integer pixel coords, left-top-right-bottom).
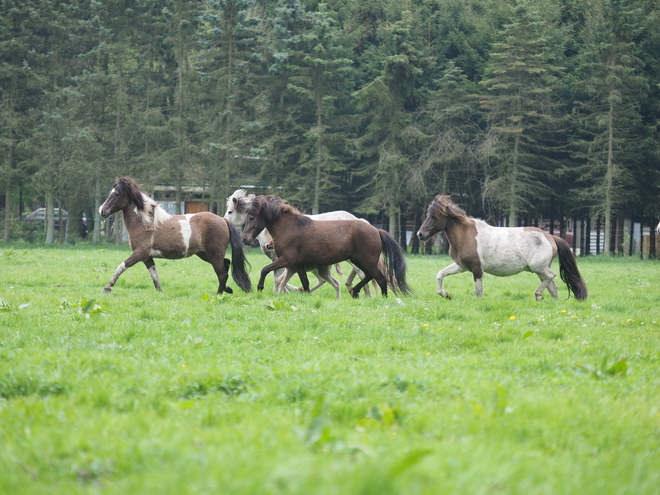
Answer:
xmin=228 ymin=189 xmax=256 ymax=214
xmin=115 ymin=176 xmax=171 ymax=229
xmin=248 ymin=195 xmax=313 ymax=227
xmin=429 ymin=195 xmax=468 ymax=220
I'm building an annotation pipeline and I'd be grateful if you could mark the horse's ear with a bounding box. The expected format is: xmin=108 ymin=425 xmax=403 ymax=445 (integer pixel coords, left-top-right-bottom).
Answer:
xmin=232 ymin=197 xmax=238 ymax=205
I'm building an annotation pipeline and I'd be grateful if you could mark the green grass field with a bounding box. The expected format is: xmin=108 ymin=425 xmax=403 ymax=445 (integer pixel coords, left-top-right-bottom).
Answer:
xmin=1 ymin=245 xmax=659 ymax=494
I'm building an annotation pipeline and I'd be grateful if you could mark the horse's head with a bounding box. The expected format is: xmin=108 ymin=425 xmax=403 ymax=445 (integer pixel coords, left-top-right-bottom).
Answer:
xmin=99 ymin=177 xmax=145 ymax=218
xmin=417 ymin=195 xmax=464 ymax=241
xmin=224 ymin=189 xmax=254 ymax=227
xmin=241 ymin=195 xmax=269 ymax=245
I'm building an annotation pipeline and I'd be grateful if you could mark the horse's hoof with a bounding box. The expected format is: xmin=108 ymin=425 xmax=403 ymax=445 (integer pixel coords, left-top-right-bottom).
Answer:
xmin=103 ymin=288 xmax=112 ymax=294
xmin=350 ymin=288 xmax=359 ymax=299
xmin=224 ymin=286 xmax=234 ymax=294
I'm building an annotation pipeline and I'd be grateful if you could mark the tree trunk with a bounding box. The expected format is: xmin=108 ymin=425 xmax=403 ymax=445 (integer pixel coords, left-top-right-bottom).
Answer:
xmin=603 ymin=97 xmax=615 ymax=254
xmin=507 ymin=133 xmax=520 ymax=227
xmin=2 ymin=177 xmax=11 ymax=243
xmin=411 ymin=211 xmax=420 ymax=254
xmin=115 ymin=213 xmax=123 ymax=245
xmin=93 ymin=177 xmax=102 ymax=244
xmin=45 ymin=191 xmax=55 ymax=244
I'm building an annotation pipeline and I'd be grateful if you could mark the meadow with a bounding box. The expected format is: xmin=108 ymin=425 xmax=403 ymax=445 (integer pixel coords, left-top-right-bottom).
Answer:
xmin=0 ymin=244 xmax=659 ymax=494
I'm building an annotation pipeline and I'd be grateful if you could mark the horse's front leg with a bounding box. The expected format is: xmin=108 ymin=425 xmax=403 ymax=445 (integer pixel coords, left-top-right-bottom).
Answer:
xmin=276 ymin=267 xmax=298 ymax=294
xmin=312 ymin=266 xmax=341 ymax=298
xmin=143 ymin=257 xmax=162 ymax=292
xmin=257 ymin=259 xmax=289 ymax=292
xmin=436 ymin=262 xmax=465 ymax=299
xmin=296 ymin=267 xmax=310 ymax=292
xmin=103 ymin=251 xmax=146 ymax=293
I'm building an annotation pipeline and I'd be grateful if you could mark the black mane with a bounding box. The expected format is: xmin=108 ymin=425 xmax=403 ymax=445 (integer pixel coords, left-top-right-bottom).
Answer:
xmin=248 ymin=195 xmax=313 ymax=227
xmin=115 ymin=176 xmax=146 ymax=211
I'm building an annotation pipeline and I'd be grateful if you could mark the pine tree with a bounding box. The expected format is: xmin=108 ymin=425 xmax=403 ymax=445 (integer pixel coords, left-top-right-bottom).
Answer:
xmin=479 ymin=0 xmax=567 ymax=226
xmin=353 ymin=12 xmax=426 ymax=236
xmin=415 ymin=61 xmax=482 ymax=206
xmin=196 ymin=0 xmax=264 ymax=212
xmin=570 ymin=0 xmax=651 ymax=253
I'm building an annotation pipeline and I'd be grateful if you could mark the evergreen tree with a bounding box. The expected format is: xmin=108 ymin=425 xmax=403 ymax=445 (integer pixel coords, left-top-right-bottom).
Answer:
xmin=570 ymin=0 xmax=650 ymax=252
xmin=0 ymin=0 xmax=50 ymax=241
xmin=479 ymin=0 xmax=567 ymax=226
xmin=269 ymin=3 xmax=353 ymax=213
xmin=415 ymin=61 xmax=482 ymax=209
xmin=353 ymin=12 xmax=426 ymax=236
xmin=197 ymin=0 xmax=264 ymax=212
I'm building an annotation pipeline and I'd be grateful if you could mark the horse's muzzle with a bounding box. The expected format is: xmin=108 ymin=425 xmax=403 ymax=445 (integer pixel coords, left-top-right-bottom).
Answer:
xmin=417 ymin=230 xmax=430 ymax=242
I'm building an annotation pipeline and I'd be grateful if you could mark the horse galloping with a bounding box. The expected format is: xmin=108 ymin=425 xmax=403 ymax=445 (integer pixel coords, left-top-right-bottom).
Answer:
xmin=224 ymin=189 xmax=374 ymax=297
xmin=241 ymin=195 xmax=412 ymax=298
xmin=99 ymin=177 xmax=251 ymax=294
xmin=417 ymin=195 xmax=588 ymax=301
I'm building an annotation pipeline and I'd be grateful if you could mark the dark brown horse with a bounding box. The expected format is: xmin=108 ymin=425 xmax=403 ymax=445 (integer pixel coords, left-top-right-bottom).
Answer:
xmin=99 ymin=177 xmax=251 ymax=294
xmin=417 ymin=195 xmax=588 ymax=300
xmin=241 ymin=195 xmax=412 ymax=298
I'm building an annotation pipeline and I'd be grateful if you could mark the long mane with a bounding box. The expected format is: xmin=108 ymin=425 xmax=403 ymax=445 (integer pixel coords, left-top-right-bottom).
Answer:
xmin=248 ymin=195 xmax=313 ymax=227
xmin=115 ymin=177 xmax=171 ymax=229
xmin=429 ymin=195 xmax=468 ymax=220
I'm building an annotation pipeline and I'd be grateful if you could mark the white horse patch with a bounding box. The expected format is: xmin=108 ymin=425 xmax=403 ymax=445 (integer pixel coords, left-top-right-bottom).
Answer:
xmin=179 ymin=219 xmax=192 ymax=254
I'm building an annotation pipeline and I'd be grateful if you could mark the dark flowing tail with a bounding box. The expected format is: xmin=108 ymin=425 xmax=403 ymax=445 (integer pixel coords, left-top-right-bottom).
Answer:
xmin=227 ymin=220 xmax=252 ymax=292
xmin=378 ymin=230 xmax=414 ymax=296
xmin=554 ymin=236 xmax=588 ymax=300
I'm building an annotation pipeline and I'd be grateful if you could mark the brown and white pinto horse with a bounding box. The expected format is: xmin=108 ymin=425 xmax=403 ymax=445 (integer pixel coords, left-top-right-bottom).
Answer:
xmin=417 ymin=195 xmax=588 ymax=300
xmin=241 ymin=195 xmax=412 ymax=298
xmin=99 ymin=177 xmax=251 ymax=294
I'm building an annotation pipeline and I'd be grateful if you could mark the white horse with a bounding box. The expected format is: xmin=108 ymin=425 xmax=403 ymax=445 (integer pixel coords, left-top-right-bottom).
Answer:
xmin=417 ymin=195 xmax=588 ymax=300
xmin=656 ymin=220 xmax=660 ymax=236
xmin=224 ymin=190 xmax=372 ymax=297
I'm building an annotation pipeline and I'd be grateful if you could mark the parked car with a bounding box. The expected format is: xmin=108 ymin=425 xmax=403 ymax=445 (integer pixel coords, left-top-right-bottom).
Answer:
xmin=24 ymin=208 xmax=69 ymax=228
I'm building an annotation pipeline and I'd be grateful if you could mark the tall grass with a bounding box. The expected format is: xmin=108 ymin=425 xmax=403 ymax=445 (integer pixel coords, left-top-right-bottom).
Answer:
xmin=1 ymin=245 xmax=659 ymax=494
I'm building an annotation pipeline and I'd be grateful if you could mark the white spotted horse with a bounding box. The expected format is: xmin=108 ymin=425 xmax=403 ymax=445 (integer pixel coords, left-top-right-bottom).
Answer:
xmin=417 ymin=195 xmax=588 ymax=301
xmin=99 ymin=177 xmax=251 ymax=294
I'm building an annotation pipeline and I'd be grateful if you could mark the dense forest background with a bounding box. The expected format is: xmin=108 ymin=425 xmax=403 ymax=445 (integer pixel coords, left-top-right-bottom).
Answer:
xmin=1 ymin=0 xmax=659 ymax=250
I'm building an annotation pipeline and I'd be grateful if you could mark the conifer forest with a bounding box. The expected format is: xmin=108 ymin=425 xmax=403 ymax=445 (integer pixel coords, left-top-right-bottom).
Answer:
xmin=1 ymin=0 xmax=659 ymax=250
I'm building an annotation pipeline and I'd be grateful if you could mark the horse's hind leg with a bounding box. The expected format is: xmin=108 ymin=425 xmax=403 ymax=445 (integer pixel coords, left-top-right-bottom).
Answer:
xmin=143 ymin=257 xmax=162 ymax=292
xmin=348 ymin=259 xmax=384 ymax=298
xmin=198 ymin=251 xmax=231 ymax=294
xmin=534 ymin=267 xmax=558 ymax=300
xmin=346 ymin=264 xmax=372 ymax=297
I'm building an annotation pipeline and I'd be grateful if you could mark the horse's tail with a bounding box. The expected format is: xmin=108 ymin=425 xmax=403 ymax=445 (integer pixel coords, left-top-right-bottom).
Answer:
xmin=378 ymin=230 xmax=413 ymax=296
xmin=553 ymin=236 xmax=588 ymax=300
xmin=226 ymin=220 xmax=252 ymax=292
